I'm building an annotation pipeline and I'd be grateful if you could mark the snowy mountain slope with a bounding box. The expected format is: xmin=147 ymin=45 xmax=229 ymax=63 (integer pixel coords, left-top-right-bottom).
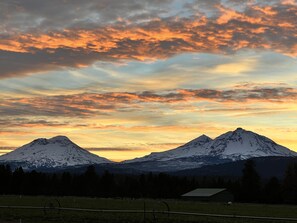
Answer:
xmin=0 ymin=136 xmax=111 ymax=169
xmin=124 ymin=134 xmax=213 ymax=163
xmin=123 ymin=128 xmax=296 ymax=171
xmin=206 ymin=128 xmax=296 ymax=159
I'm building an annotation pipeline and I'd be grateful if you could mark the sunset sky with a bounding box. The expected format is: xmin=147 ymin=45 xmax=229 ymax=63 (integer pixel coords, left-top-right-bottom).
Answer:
xmin=0 ymin=0 xmax=297 ymax=161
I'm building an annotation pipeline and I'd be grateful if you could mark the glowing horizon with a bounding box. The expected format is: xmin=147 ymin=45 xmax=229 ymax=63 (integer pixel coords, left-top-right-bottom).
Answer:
xmin=0 ymin=126 xmax=296 ymax=162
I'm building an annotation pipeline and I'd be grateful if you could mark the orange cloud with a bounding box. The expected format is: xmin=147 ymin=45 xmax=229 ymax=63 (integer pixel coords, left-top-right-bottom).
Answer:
xmin=0 ymin=86 xmax=296 ymax=118
xmin=1 ymin=2 xmax=297 ymax=77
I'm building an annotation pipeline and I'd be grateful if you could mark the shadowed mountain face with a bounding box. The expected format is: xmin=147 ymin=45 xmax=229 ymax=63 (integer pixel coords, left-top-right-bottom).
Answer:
xmin=122 ymin=128 xmax=296 ymax=172
xmin=172 ymin=156 xmax=297 ymax=179
xmin=0 ymin=136 xmax=111 ymax=169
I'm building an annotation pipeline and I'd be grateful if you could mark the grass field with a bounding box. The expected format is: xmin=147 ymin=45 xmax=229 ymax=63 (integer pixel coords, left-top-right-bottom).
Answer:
xmin=0 ymin=196 xmax=297 ymax=223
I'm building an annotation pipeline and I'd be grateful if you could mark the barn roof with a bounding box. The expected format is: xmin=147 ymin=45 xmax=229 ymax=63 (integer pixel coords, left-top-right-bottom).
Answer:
xmin=182 ymin=188 xmax=226 ymax=197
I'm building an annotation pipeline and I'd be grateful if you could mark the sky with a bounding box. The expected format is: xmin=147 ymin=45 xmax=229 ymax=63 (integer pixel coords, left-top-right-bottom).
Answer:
xmin=0 ymin=0 xmax=297 ymax=161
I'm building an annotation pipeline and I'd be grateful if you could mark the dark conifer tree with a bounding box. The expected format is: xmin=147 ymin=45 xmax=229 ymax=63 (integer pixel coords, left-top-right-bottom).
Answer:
xmin=100 ymin=170 xmax=115 ymax=197
xmin=0 ymin=165 xmax=12 ymax=194
xmin=11 ymin=167 xmax=24 ymax=195
xmin=240 ymin=159 xmax=261 ymax=202
xmin=83 ymin=165 xmax=99 ymax=196
xmin=59 ymin=172 xmax=73 ymax=196
xmin=263 ymin=177 xmax=282 ymax=204
xmin=283 ymin=163 xmax=297 ymax=203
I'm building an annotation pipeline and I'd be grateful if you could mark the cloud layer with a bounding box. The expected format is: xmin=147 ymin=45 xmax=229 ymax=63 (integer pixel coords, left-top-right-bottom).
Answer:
xmin=1 ymin=0 xmax=297 ymax=78
xmin=1 ymin=86 xmax=296 ymax=117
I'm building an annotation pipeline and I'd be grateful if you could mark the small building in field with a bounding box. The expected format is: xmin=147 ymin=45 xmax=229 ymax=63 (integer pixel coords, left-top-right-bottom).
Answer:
xmin=181 ymin=188 xmax=234 ymax=202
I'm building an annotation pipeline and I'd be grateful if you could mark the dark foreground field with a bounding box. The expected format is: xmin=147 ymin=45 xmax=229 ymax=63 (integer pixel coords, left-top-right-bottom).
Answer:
xmin=0 ymin=196 xmax=297 ymax=223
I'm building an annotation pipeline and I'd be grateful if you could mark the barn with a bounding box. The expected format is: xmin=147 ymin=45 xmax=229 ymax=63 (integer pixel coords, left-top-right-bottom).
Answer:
xmin=181 ymin=188 xmax=234 ymax=202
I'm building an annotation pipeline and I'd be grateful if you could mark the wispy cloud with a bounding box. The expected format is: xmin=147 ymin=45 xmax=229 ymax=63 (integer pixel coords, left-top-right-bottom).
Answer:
xmin=0 ymin=85 xmax=296 ymax=118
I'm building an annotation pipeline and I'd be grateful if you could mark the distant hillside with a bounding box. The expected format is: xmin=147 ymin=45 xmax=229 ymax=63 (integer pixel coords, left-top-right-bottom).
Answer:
xmin=173 ymin=156 xmax=297 ymax=179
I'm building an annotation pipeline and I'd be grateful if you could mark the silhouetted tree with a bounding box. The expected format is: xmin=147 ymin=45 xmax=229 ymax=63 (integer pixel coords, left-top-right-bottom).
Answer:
xmin=263 ymin=177 xmax=282 ymax=203
xmin=0 ymin=165 xmax=12 ymax=194
xmin=83 ymin=165 xmax=99 ymax=196
xmin=240 ymin=160 xmax=261 ymax=202
xmin=283 ymin=163 xmax=297 ymax=203
xmin=6 ymin=163 xmax=297 ymax=204
xmin=59 ymin=172 xmax=73 ymax=195
xmin=100 ymin=170 xmax=115 ymax=197
xmin=11 ymin=167 xmax=24 ymax=194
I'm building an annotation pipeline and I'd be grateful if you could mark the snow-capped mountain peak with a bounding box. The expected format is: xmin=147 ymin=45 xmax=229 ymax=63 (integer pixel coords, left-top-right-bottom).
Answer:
xmin=123 ymin=128 xmax=297 ymax=171
xmin=209 ymin=127 xmax=296 ymax=159
xmin=48 ymin=135 xmax=72 ymax=144
xmin=27 ymin=136 xmax=72 ymax=147
xmin=0 ymin=136 xmax=112 ymax=169
xmin=183 ymin=134 xmax=212 ymax=147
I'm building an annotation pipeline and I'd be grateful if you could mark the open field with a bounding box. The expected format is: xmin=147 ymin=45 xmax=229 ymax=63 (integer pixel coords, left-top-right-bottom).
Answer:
xmin=1 ymin=196 xmax=297 ymax=223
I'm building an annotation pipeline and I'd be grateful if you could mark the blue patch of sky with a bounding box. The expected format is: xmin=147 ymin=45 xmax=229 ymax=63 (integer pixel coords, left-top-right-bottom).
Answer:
xmin=1 ymin=50 xmax=296 ymax=97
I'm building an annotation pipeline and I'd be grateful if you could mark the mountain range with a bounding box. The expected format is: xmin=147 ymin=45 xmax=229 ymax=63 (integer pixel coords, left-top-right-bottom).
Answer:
xmin=122 ymin=127 xmax=296 ymax=171
xmin=0 ymin=128 xmax=296 ymax=173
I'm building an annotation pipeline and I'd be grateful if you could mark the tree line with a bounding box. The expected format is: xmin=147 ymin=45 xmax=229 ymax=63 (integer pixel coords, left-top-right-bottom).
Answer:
xmin=1 ymin=160 xmax=297 ymax=204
